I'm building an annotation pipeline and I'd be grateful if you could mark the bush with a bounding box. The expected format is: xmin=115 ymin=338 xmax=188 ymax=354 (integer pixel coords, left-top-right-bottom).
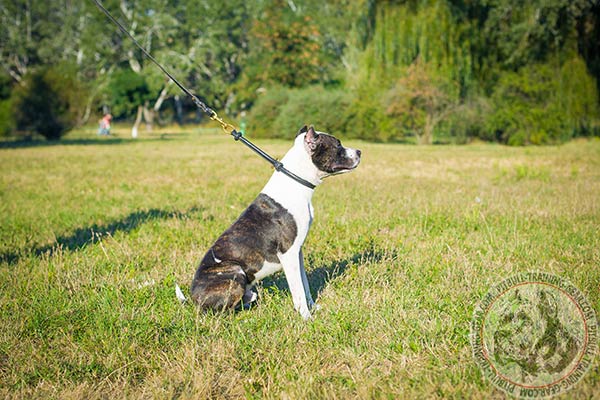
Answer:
xmin=107 ymin=69 xmax=153 ymax=118
xmin=0 ymin=99 xmax=15 ymax=137
xmin=273 ymin=86 xmax=352 ymax=139
xmin=247 ymin=84 xmax=405 ymax=141
xmin=384 ymin=61 xmax=459 ymax=144
xmin=558 ymin=56 xmax=600 ymax=137
xmin=486 ymin=59 xmax=599 ymax=145
xmin=0 ymin=73 xmax=14 ymax=137
xmin=11 ymin=65 xmax=86 ymax=140
xmin=246 ymin=86 xmax=290 ymax=137
xmin=441 ymin=97 xmax=493 ymax=143
xmin=346 ymin=84 xmax=396 ymax=142
xmin=248 ymin=85 xmax=352 ymax=139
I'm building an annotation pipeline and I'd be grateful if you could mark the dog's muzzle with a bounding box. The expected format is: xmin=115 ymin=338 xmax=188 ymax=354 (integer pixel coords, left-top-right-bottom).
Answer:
xmin=330 ymin=148 xmax=361 ymax=174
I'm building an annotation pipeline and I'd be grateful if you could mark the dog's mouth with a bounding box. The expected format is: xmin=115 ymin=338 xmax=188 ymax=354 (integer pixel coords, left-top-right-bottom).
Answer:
xmin=328 ymin=157 xmax=361 ymax=175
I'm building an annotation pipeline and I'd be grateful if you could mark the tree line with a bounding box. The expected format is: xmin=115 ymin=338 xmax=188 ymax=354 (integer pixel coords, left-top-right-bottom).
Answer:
xmin=1 ymin=0 xmax=599 ymax=144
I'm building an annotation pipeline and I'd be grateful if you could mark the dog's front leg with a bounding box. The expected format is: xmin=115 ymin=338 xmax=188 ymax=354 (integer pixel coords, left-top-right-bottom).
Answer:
xmin=298 ymin=250 xmax=317 ymax=309
xmin=279 ymin=250 xmax=312 ymax=320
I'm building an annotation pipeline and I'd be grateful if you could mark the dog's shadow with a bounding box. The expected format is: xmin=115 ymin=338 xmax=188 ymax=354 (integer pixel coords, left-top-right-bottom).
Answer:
xmin=261 ymin=248 xmax=386 ymax=301
xmin=0 ymin=206 xmax=205 ymax=265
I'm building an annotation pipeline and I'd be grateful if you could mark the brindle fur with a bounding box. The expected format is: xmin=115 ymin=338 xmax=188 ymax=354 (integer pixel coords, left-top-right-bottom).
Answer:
xmin=191 ymin=193 xmax=297 ymax=311
xmin=302 ymin=128 xmax=358 ymax=174
xmin=310 ymin=135 xmax=349 ymax=173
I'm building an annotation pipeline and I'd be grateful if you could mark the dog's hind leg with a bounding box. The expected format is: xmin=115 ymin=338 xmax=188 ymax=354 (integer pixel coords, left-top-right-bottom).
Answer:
xmin=191 ymin=263 xmax=247 ymax=312
xmin=242 ymin=286 xmax=258 ymax=309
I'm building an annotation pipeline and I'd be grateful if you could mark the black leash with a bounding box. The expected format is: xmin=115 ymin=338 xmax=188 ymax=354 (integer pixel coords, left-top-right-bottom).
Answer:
xmin=92 ymin=0 xmax=316 ymax=190
xmin=230 ymin=131 xmax=316 ymax=189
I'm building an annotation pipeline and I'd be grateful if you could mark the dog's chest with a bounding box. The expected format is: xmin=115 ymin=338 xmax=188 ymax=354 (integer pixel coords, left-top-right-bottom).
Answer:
xmin=262 ymin=171 xmax=313 ymax=229
xmin=248 ymin=197 xmax=312 ymax=284
xmin=265 ymin=189 xmax=314 ymax=247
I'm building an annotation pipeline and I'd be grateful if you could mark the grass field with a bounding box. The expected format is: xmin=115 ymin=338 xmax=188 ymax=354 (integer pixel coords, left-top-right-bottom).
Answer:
xmin=1 ymin=128 xmax=599 ymax=399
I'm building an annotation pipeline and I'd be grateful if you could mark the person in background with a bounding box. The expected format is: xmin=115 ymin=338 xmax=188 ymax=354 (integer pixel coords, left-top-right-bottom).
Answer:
xmin=98 ymin=113 xmax=112 ymax=136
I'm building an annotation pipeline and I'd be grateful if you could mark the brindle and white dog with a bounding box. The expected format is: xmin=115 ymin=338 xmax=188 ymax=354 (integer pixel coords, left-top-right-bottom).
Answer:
xmin=189 ymin=125 xmax=361 ymax=319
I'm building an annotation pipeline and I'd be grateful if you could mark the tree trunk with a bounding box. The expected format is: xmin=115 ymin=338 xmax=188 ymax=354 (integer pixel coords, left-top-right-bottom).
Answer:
xmin=142 ymin=85 xmax=170 ymax=132
xmin=174 ymin=95 xmax=183 ymax=125
xmin=418 ymin=114 xmax=434 ymax=145
xmin=81 ymin=101 xmax=92 ymax=125
xmin=132 ymin=105 xmax=143 ymax=138
xmin=8 ymin=70 xmax=23 ymax=84
xmin=154 ymin=82 xmax=171 ymax=112
xmin=142 ymin=101 xmax=153 ymax=132
xmin=128 ymin=51 xmax=142 ymax=73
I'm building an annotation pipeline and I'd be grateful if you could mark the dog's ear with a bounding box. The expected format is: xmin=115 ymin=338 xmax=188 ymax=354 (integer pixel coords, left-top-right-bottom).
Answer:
xmin=304 ymin=125 xmax=319 ymax=151
xmin=297 ymin=125 xmax=308 ymax=136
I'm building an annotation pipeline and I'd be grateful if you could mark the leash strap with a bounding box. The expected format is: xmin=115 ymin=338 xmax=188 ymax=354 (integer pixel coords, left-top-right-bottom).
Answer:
xmin=92 ymin=0 xmax=316 ymax=190
xmin=231 ymin=131 xmax=316 ymax=189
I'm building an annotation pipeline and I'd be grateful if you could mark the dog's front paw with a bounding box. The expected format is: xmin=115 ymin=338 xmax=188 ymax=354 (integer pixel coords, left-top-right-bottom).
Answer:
xmin=300 ymin=308 xmax=312 ymax=320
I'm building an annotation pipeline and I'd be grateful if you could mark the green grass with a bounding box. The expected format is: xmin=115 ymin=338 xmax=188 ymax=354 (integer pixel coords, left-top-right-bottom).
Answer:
xmin=1 ymin=129 xmax=599 ymax=398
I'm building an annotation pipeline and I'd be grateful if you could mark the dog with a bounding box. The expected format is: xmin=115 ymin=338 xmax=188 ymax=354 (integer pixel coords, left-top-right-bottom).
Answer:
xmin=189 ymin=125 xmax=361 ymax=319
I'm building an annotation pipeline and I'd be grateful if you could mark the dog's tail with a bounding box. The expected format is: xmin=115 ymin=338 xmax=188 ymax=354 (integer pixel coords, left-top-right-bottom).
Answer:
xmin=175 ymin=283 xmax=187 ymax=304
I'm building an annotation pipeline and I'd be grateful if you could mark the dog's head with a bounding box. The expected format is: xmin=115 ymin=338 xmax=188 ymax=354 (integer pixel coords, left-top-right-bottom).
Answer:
xmin=297 ymin=125 xmax=361 ymax=178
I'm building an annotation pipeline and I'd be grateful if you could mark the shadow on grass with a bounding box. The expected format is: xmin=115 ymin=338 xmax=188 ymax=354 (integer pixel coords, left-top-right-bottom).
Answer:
xmin=261 ymin=246 xmax=386 ymax=301
xmin=0 ymin=206 xmax=205 ymax=265
xmin=0 ymin=134 xmax=187 ymax=149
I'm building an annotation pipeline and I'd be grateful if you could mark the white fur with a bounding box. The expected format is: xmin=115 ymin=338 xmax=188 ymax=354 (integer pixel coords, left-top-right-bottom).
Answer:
xmin=252 ymin=261 xmax=283 ymax=284
xmin=243 ymin=287 xmax=258 ymax=304
xmin=211 ymin=249 xmax=222 ymax=263
xmin=279 ymin=249 xmax=312 ymax=319
xmin=175 ymin=283 xmax=187 ymax=304
xmin=259 ymin=131 xmax=360 ymax=319
xmin=260 ymin=133 xmax=320 ymax=319
xmin=346 ymin=147 xmax=360 ymax=161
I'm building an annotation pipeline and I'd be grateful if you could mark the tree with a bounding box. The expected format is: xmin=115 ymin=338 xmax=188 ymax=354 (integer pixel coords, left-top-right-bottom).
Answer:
xmin=0 ymin=72 xmax=15 ymax=136
xmin=558 ymin=56 xmax=600 ymax=135
xmin=11 ymin=65 xmax=86 ymax=140
xmin=95 ymin=0 xmax=180 ymax=134
xmin=385 ymin=60 xmax=458 ymax=144
xmin=0 ymin=0 xmax=119 ymax=125
xmin=93 ymin=0 xmax=253 ymax=130
xmin=237 ymin=0 xmax=325 ymax=108
xmin=486 ymin=58 xmax=599 ymax=145
xmin=174 ymin=0 xmax=251 ymax=114
xmin=107 ymin=69 xmax=154 ymax=138
xmin=1 ymin=0 xmax=599 ymax=143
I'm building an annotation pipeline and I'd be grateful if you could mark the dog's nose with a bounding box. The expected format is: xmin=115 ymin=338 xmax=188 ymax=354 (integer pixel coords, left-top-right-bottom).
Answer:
xmin=356 ymin=149 xmax=362 ymax=157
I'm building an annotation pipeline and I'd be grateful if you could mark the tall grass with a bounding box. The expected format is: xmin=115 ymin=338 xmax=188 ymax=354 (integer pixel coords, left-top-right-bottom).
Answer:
xmin=1 ymin=130 xmax=599 ymax=398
